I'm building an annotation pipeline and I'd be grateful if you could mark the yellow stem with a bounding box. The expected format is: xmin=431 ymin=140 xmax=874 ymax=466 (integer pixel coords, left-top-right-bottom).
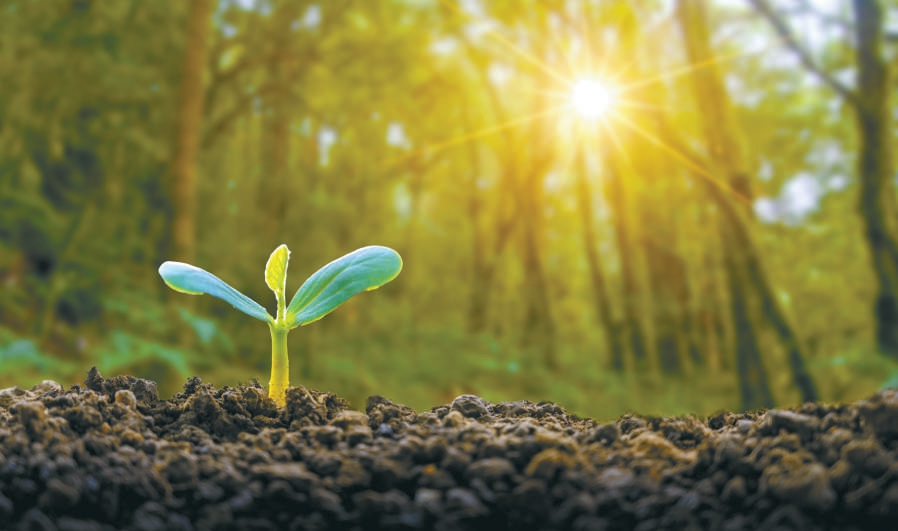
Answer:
xmin=268 ymin=324 xmax=289 ymax=406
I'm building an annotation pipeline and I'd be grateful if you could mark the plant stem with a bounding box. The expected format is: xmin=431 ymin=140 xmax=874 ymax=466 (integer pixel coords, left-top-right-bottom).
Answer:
xmin=268 ymin=324 xmax=289 ymax=406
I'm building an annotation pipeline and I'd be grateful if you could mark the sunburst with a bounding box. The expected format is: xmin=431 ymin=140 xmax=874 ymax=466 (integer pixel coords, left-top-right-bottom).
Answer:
xmin=387 ymin=0 xmax=762 ymax=205
xmin=570 ymin=79 xmax=616 ymax=119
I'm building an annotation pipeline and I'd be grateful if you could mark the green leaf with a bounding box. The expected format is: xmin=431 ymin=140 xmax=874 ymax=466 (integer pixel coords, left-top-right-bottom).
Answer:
xmin=158 ymin=261 xmax=272 ymax=323
xmin=285 ymin=245 xmax=402 ymax=328
xmin=265 ymin=244 xmax=290 ymax=295
xmin=265 ymin=244 xmax=290 ymax=319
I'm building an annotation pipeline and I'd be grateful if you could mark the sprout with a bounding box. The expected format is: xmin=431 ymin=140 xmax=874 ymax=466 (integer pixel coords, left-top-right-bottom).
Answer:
xmin=159 ymin=244 xmax=402 ymax=406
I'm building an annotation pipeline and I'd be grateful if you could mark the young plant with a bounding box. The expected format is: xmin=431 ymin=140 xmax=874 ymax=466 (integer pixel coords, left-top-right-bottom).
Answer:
xmin=158 ymin=244 xmax=402 ymax=406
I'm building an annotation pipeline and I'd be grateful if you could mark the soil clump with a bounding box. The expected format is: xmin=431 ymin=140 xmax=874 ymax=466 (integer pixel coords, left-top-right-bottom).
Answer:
xmin=0 ymin=367 xmax=896 ymax=530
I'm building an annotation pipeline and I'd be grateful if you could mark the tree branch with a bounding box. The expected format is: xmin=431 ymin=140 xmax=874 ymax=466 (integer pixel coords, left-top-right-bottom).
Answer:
xmin=204 ymin=51 xmax=280 ymax=115
xmin=747 ymin=0 xmax=859 ymax=107
xmin=201 ymin=85 xmax=278 ymax=150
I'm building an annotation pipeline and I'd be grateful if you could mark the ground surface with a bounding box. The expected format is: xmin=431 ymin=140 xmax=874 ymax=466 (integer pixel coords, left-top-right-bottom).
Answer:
xmin=0 ymin=368 xmax=896 ymax=530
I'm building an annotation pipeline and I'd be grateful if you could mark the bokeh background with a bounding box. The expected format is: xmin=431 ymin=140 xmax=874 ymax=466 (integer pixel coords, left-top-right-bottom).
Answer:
xmin=2 ymin=0 xmax=898 ymax=421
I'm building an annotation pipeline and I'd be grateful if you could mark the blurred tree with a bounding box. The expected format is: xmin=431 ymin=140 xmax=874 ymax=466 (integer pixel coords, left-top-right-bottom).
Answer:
xmin=575 ymin=146 xmax=624 ymax=370
xmin=602 ymin=25 xmax=652 ymax=374
xmin=457 ymin=4 xmax=561 ymax=371
xmin=170 ymin=0 xmax=214 ymax=264
xmin=676 ymin=0 xmax=817 ymax=407
xmin=750 ymin=0 xmax=898 ymax=358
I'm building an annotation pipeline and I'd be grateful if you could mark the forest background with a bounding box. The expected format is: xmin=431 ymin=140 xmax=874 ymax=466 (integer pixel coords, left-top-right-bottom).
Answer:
xmin=2 ymin=0 xmax=898 ymax=421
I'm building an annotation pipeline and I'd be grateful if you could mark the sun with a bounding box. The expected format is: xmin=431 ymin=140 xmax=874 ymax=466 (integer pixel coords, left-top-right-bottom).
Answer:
xmin=570 ymin=79 xmax=615 ymax=119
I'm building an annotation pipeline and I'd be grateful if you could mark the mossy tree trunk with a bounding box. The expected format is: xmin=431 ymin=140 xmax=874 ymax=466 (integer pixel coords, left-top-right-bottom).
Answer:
xmin=576 ymin=147 xmax=625 ymax=371
xmin=459 ymin=51 xmax=525 ymax=337
xmin=634 ymin=104 xmax=696 ymax=377
xmin=749 ymin=0 xmax=898 ymax=357
xmin=677 ymin=0 xmax=818 ymax=407
xmin=517 ymin=130 xmax=559 ymax=372
xmin=851 ymin=0 xmax=898 ymax=357
xmin=642 ymin=233 xmax=696 ymax=375
xmin=605 ymin=148 xmax=649 ymax=369
xmin=169 ymin=0 xmax=213 ymax=265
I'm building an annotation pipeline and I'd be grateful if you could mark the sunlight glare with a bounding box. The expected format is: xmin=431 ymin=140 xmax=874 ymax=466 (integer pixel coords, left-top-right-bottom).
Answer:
xmin=571 ymin=79 xmax=614 ymax=119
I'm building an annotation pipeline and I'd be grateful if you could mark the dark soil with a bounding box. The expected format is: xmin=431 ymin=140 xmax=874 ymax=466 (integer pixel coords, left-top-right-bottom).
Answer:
xmin=1 ymin=368 xmax=897 ymax=530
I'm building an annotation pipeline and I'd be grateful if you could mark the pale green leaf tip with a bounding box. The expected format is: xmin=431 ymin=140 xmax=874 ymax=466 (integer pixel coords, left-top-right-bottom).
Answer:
xmin=265 ymin=244 xmax=291 ymax=292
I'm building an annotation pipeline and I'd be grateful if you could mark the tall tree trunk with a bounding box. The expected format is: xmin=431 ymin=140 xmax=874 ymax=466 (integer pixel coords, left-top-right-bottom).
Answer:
xmin=636 ymin=128 xmax=695 ymax=376
xmin=466 ymin=180 xmax=515 ymax=337
xmin=463 ymin=119 xmax=514 ymax=336
xmin=259 ymin=78 xmax=290 ymax=244
xmin=465 ymin=55 xmax=524 ymax=338
xmin=466 ymin=139 xmax=488 ymax=335
xmin=695 ymin=203 xmax=728 ymax=373
xmin=170 ymin=0 xmax=213 ymax=264
xmin=576 ymin=147 xmax=625 ymax=371
xmin=642 ymin=234 xmax=695 ymax=375
xmin=698 ymin=251 xmax=726 ymax=372
xmin=726 ymin=249 xmax=774 ymax=409
xmin=605 ymin=148 xmax=648 ymax=367
xmin=518 ymin=157 xmax=559 ymax=372
xmin=677 ymin=0 xmax=818 ymax=406
xmin=259 ymin=3 xmax=301 ymax=247
xmin=751 ymin=0 xmax=898 ymax=357
xmin=851 ymin=0 xmax=898 ymax=357
xmin=599 ymin=2 xmax=657 ymax=373
xmin=467 ymin=262 xmax=492 ymax=334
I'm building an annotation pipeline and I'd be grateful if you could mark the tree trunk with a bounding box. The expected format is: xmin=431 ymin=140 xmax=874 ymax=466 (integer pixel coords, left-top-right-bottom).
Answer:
xmin=259 ymin=3 xmax=303 ymax=247
xmin=637 ymin=130 xmax=696 ymax=376
xmin=464 ymin=123 xmax=516 ymax=336
xmin=259 ymin=79 xmax=290 ymax=244
xmin=726 ymin=249 xmax=774 ymax=409
xmin=464 ymin=55 xmax=525 ymax=338
xmin=642 ymin=234 xmax=695 ymax=375
xmin=695 ymin=203 xmax=728 ymax=373
xmin=851 ymin=0 xmax=898 ymax=357
xmin=698 ymin=248 xmax=727 ymax=373
xmin=750 ymin=0 xmax=898 ymax=358
xmin=467 ymin=177 xmax=518 ymax=337
xmin=518 ymin=156 xmax=559 ymax=372
xmin=598 ymin=2 xmax=657 ymax=373
xmin=605 ymin=148 xmax=648 ymax=367
xmin=169 ymin=0 xmax=213 ymax=264
xmin=676 ymin=0 xmax=818 ymax=406
xmin=576 ymin=147 xmax=625 ymax=371
xmin=466 ymin=139 xmax=488 ymax=335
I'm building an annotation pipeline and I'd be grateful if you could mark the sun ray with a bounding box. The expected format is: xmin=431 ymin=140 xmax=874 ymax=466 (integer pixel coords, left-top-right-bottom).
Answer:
xmin=597 ymin=112 xmax=633 ymax=169
xmin=375 ymin=0 xmax=767 ymax=211
xmin=545 ymin=8 xmax=581 ymax=81
xmin=438 ymin=0 xmax=570 ymax=86
xmin=612 ymin=98 xmax=682 ymax=113
xmin=579 ymin=1 xmax=629 ymax=83
xmin=380 ymin=104 xmax=571 ymax=170
xmin=616 ymin=46 xmax=764 ymax=94
xmin=607 ymin=110 xmax=751 ymax=208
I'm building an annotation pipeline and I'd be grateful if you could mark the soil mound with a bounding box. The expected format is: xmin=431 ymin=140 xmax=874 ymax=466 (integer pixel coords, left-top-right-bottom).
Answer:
xmin=1 ymin=367 xmax=896 ymax=530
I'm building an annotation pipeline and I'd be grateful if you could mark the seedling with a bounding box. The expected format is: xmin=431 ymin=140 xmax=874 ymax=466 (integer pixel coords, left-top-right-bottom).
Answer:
xmin=158 ymin=244 xmax=402 ymax=406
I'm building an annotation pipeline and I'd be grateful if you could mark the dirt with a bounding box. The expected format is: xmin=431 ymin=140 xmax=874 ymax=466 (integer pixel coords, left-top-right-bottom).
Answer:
xmin=0 ymin=368 xmax=896 ymax=530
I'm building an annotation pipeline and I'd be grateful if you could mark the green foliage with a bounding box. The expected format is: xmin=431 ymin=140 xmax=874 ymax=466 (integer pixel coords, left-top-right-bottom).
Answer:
xmin=285 ymin=246 xmax=404 ymax=328
xmin=159 ymin=261 xmax=272 ymax=323
xmin=159 ymin=244 xmax=402 ymax=405
xmin=160 ymin=245 xmax=403 ymax=328
xmin=98 ymin=329 xmax=195 ymax=382
xmin=177 ymin=307 xmax=234 ymax=350
xmin=0 ymin=336 xmax=73 ymax=373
